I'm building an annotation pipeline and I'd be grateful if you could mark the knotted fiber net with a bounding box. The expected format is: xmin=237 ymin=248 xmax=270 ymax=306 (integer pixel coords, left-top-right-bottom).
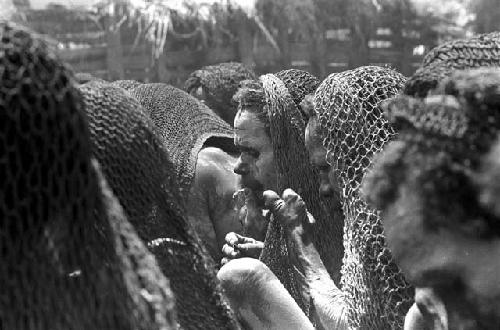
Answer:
xmin=364 ymin=68 xmax=500 ymax=329
xmin=129 ymin=83 xmax=235 ymax=198
xmin=405 ymin=32 xmax=500 ymax=97
xmin=314 ymin=66 xmax=414 ymax=329
xmin=0 ymin=21 xmax=176 ymax=330
xmin=185 ymin=62 xmax=256 ymax=125
xmin=78 ymin=82 xmax=240 ymax=330
xmin=235 ymin=70 xmax=345 ymax=316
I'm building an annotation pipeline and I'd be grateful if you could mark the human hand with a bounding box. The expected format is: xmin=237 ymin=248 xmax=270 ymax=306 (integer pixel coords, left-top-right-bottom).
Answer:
xmin=221 ymin=232 xmax=264 ymax=266
xmin=233 ymin=188 xmax=269 ymax=241
xmin=262 ymin=189 xmax=315 ymax=230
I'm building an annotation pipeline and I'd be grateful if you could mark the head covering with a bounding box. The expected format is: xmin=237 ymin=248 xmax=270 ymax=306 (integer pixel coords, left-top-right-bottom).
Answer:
xmin=235 ymin=69 xmax=345 ymax=317
xmin=364 ymin=68 xmax=500 ymax=329
xmin=366 ymin=68 xmax=500 ymax=236
xmin=110 ymin=79 xmax=143 ymax=91
xmin=313 ymin=66 xmax=413 ymax=329
xmin=78 ymin=82 xmax=240 ymax=330
xmin=405 ymin=32 xmax=500 ymax=97
xmin=129 ymin=83 xmax=235 ymax=198
xmin=0 ymin=21 xmax=175 ymax=330
xmin=185 ymin=62 xmax=256 ymax=125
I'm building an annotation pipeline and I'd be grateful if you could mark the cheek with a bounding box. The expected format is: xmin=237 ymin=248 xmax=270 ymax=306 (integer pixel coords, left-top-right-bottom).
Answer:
xmin=256 ymin=151 xmax=275 ymax=178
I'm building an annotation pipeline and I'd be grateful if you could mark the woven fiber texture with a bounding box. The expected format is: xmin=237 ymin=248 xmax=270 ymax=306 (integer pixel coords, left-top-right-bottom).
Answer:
xmin=314 ymin=66 xmax=414 ymax=329
xmin=185 ymin=62 xmax=256 ymax=125
xmin=129 ymin=83 xmax=235 ymax=198
xmin=405 ymin=32 xmax=500 ymax=97
xmin=363 ymin=68 xmax=500 ymax=329
xmin=234 ymin=70 xmax=345 ymax=317
xmin=78 ymin=82 xmax=240 ymax=330
xmin=366 ymin=68 xmax=500 ymax=237
xmin=0 ymin=21 xmax=176 ymax=330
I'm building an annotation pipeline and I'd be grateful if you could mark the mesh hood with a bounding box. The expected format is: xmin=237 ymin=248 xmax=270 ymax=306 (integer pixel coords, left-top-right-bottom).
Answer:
xmin=185 ymin=62 xmax=256 ymax=125
xmin=314 ymin=66 xmax=413 ymax=329
xmin=405 ymin=32 xmax=500 ymax=97
xmin=110 ymin=79 xmax=143 ymax=91
xmin=274 ymin=69 xmax=320 ymax=112
xmin=235 ymin=72 xmax=345 ymax=316
xmin=78 ymin=82 xmax=240 ymax=330
xmin=129 ymin=83 xmax=235 ymax=197
xmin=0 ymin=21 xmax=176 ymax=330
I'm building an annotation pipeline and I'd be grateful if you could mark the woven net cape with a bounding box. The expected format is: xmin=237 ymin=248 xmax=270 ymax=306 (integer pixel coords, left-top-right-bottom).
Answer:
xmin=380 ymin=68 xmax=500 ymax=230
xmin=0 ymin=21 xmax=176 ymax=330
xmin=256 ymin=70 xmax=345 ymax=317
xmin=313 ymin=66 xmax=414 ymax=329
xmin=184 ymin=62 xmax=256 ymax=125
xmin=129 ymin=83 xmax=235 ymax=198
xmin=364 ymin=68 xmax=500 ymax=329
xmin=77 ymin=82 xmax=240 ymax=330
xmin=405 ymin=32 xmax=500 ymax=97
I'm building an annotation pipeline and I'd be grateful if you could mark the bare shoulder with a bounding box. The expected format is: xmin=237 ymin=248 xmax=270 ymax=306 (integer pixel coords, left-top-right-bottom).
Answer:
xmin=194 ymin=147 xmax=238 ymax=192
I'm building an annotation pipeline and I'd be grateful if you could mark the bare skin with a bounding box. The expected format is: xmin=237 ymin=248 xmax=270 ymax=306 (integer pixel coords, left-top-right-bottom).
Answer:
xmin=218 ymin=189 xmax=348 ymax=329
xmin=186 ymin=147 xmax=242 ymax=261
xmin=221 ymin=110 xmax=276 ymax=262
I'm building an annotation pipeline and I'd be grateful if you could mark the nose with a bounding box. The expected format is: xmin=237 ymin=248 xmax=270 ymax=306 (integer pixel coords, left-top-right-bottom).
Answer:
xmin=234 ymin=158 xmax=250 ymax=175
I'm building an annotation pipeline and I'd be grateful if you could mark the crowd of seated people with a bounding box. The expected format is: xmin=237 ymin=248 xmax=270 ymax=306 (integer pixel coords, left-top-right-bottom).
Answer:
xmin=2 ymin=18 xmax=500 ymax=330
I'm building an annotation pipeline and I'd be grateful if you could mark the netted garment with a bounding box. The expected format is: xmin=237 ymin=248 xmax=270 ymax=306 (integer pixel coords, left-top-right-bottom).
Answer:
xmin=274 ymin=69 xmax=320 ymax=113
xmin=405 ymin=32 xmax=500 ymax=97
xmin=110 ymin=79 xmax=143 ymax=91
xmin=314 ymin=66 xmax=414 ymax=329
xmin=129 ymin=83 xmax=235 ymax=197
xmin=377 ymin=68 xmax=500 ymax=232
xmin=0 ymin=21 xmax=175 ymax=330
xmin=78 ymin=82 xmax=240 ymax=330
xmin=185 ymin=62 xmax=256 ymax=125
xmin=239 ymin=73 xmax=344 ymax=316
xmin=363 ymin=68 xmax=500 ymax=329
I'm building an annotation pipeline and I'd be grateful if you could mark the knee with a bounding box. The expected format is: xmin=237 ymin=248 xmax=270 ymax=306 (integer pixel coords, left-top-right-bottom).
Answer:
xmin=217 ymin=258 xmax=272 ymax=305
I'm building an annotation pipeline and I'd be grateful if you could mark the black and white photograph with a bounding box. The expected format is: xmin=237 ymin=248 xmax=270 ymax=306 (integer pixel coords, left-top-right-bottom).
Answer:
xmin=1 ymin=0 xmax=500 ymax=328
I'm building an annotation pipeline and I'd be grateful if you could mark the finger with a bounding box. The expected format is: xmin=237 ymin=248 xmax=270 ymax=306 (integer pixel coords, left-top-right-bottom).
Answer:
xmin=262 ymin=190 xmax=283 ymax=211
xmin=306 ymin=211 xmax=316 ymax=225
xmin=225 ymin=232 xmax=238 ymax=245
xmin=282 ymin=188 xmax=300 ymax=203
xmin=236 ymin=241 xmax=264 ymax=252
xmin=222 ymin=244 xmax=241 ymax=258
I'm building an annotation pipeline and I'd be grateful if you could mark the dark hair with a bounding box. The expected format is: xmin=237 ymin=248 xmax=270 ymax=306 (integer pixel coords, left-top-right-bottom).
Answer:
xmin=232 ymin=79 xmax=271 ymax=136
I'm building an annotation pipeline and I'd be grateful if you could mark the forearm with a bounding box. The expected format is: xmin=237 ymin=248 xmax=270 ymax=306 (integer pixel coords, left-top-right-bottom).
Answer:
xmin=286 ymin=226 xmax=348 ymax=329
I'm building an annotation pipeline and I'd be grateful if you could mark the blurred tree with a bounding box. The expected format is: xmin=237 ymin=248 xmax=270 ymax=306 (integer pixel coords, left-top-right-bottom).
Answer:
xmin=470 ymin=0 xmax=500 ymax=33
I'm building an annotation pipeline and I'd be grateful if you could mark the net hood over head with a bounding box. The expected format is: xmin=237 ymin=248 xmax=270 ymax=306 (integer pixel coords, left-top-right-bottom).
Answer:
xmin=78 ymin=82 xmax=240 ymax=330
xmin=313 ymin=66 xmax=413 ymax=329
xmin=0 ymin=20 xmax=176 ymax=330
xmin=129 ymin=83 xmax=235 ymax=197
xmin=185 ymin=62 xmax=256 ymax=125
xmin=364 ymin=68 xmax=500 ymax=329
xmin=235 ymin=70 xmax=345 ymax=317
xmin=405 ymin=32 xmax=500 ymax=97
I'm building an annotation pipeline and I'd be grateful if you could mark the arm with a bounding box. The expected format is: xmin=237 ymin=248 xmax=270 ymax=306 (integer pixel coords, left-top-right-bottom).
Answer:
xmin=264 ymin=189 xmax=348 ymax=330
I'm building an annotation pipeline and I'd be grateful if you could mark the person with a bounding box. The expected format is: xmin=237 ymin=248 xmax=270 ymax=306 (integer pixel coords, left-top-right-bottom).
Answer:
xmin=223 ymin=69 xmax=345 ymax=317
xmin=185 ymin=62 xmax=256 ymax=125
xmin=0 ymin=21 xmax=176 ymax=330
xmin=77 ymin=81 xmax=241 ymax=329
xmin=219 ymin=66 xmax=414 ymax=329
xmin=127 ymin=82 xmax=243 ymax=261
xmin=363 ymin=68 xmax=500 ymax=329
